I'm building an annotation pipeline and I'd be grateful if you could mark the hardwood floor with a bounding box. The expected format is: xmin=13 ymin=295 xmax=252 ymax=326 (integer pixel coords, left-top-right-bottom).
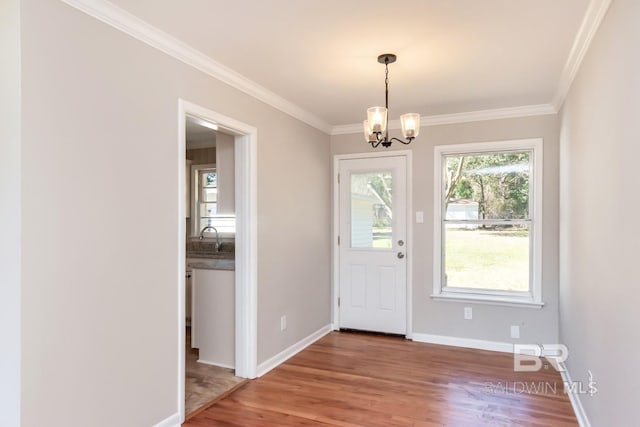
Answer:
xmin=184 ymin=331 xmax=578 ymax=426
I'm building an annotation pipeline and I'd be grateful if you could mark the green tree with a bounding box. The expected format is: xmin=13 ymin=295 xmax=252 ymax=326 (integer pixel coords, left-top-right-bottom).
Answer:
xmin=445 ymin=152 xmax=530 ymax=220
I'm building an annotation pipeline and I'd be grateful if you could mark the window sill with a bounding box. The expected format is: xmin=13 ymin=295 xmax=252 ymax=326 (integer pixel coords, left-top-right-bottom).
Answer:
xmin=430 ymin=293 xmax=544 ymax=309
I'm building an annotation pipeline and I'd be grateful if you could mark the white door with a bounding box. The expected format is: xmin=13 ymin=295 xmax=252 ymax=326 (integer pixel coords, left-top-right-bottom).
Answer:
xmin=338 ymin=156 xmax=407 ymax=335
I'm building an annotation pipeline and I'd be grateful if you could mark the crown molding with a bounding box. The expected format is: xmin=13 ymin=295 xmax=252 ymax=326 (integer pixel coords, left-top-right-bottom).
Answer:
xmin=552 ymin=0 xmax=612 ymax=110
xmin=330 ymin=104 xmax=557 ymax=135
xmin=61 ymin=0 xmax=606 ymax=135
xmin=60 ymin=0 xmax=333 ymax=134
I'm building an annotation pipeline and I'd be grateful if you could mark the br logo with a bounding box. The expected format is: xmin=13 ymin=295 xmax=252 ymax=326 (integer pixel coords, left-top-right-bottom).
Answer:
xmin=513 ymin=344 xmax=569 ymax=372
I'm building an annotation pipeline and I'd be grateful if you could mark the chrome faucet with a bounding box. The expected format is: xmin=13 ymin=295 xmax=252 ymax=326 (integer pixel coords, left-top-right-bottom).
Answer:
xmin=199 ymin=225 xmax=221 ymax=252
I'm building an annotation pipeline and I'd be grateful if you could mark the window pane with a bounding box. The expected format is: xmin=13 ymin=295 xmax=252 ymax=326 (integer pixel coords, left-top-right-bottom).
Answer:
xmin=199 ymin=202 xmax=217 ymax=218
xmin=444 ymin=152 xmax=530 ymax=220
xmin=444 ymin=225 xmax=530 ymax=292
xmin=201 ymin=171 xmax=217 ymax=188
xmin=350 ymin=172 xmax=392 ymax=249
xmin=202 ymin=187 xmax=217 ymax=203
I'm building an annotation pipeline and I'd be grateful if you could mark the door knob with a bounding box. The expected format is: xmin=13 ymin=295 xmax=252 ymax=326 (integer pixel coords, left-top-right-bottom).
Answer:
xmin=397 ymin=252 xmax=405 ymax=259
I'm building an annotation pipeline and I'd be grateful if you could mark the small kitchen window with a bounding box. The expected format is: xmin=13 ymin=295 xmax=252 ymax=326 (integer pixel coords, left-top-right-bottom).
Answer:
xmin=192 ymin=164 xmax=217 ymax=237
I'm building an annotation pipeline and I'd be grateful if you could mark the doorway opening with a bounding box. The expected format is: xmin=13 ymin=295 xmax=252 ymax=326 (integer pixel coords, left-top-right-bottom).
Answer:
xmin=178 ymin=100 xmax=258 ymax=423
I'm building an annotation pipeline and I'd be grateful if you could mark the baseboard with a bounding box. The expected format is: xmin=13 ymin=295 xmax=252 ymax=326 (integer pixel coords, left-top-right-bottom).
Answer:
xmin=197 ymin=359 xmax=235 ymax=370
xmin=559 ymin=362 xmax=592 ymax=427
xmin=256 ymin=324 xmax=332 ymax=377
xmin=411 ymin=332 xmax=514 ymax=353
xmin=153 ymin=412 xmax=180 ymax=427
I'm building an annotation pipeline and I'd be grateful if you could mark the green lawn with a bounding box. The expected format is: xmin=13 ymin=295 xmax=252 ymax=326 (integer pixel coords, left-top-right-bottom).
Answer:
xmin=372 ymin=228 xmax=392 ymax=248
xmin=445 ymin=228 xmax=529 ymax=292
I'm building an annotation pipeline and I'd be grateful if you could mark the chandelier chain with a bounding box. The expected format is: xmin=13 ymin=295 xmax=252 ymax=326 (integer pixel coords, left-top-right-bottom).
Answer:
xmin=384 ymin=62 xmax=389 ymax=111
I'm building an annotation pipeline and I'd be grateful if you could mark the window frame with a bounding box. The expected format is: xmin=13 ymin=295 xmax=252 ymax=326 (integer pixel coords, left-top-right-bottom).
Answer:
xmin=191 ymin=163 xmax=217 ymax=238
xmin=432 ymin=139 xmax=544 ymax=308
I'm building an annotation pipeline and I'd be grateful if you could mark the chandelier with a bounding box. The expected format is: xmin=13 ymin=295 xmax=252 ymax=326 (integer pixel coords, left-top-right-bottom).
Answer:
xmin=363 ymin=54 xmax=420 ymax=148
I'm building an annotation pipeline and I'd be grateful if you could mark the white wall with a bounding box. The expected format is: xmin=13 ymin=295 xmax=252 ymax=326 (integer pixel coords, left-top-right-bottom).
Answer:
xmin=20 ymin=0 xmax=330 ymax=426
xmin=559 ymin=0 xmax=640 ymax=424
xmin=332 ymin=114 xmax=560 ymax=344
xmin=0 ymin=1 xmax=21 ymax=426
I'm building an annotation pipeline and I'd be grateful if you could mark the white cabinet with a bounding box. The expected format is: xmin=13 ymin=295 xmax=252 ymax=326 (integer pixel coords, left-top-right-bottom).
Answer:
xmin=185 ymin=269 xmax=193 ymax=327
xmin=185 ymin=159 xmax=192 ymax=218
xmin=191 ymin=269 xmax=235 ymax=368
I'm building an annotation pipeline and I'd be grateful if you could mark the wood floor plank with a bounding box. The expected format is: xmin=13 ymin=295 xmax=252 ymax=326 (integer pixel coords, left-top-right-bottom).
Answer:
xmin=183 ymin=332 xmax=578 ymax=426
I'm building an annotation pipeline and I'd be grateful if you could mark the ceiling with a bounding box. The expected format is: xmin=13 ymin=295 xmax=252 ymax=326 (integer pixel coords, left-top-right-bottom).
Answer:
xmin=109 ymin=0 xmax=590 ymax=128
xmin=186 ymin=116 xmax=216 ymax=149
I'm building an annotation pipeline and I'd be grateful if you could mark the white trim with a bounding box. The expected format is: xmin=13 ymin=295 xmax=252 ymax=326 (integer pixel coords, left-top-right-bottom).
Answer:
xmin=152 ymin=413 xmax=181 ymax=427
xmin=178 ymin=100 xmax=258 ymax=424
xmin=332 ymin=151 xmax=413 ymax=336
xmin=432 ymin=139 xmax=543 ymax=306
xmin=430 ymin=294 xmax=544 ymax=309
xmin=59 ymin=0 xmax=610 ymax=132
xmin=197 ymin=359 xmax=235 ymax=370
xmin=559 ymin=362 xmax=592 ymax=427
xmin=552 ymin=0 xmax=612 ymax=110
xmin=412 ymin=333 xmax=514 ymax=353
xmin=330 ymin=104 xmax=557 ymax=135
xmin=0 ymin=1 xmax=21 ymax=425
xmin=60 ymin=0 xmax=331 ymax=134
xmin=177 ymin=105 xmax=187 ymax=423
xmin=234 ymin=130 xmax=259 ymax=380
xmin=256 ymin=324 xmax=332 ymax=377
xmin=405 ymin=151 xmax=414 ymax=339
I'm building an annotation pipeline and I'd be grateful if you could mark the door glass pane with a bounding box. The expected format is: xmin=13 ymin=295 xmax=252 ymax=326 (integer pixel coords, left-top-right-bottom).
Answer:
xmin=350 ymin=172 xmax=392 ymax=248
xmin=444 ymin=224 xmax=530 ymax=292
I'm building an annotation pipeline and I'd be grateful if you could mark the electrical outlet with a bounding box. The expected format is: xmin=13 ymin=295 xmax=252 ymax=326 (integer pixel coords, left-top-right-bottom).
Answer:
xmin=280 ymin=315 xmax=287 ymax=331
xmin=511 ymin=325 xmax=520 ymax=339
xmin=464 ymin=307 xmax=472 ymax=320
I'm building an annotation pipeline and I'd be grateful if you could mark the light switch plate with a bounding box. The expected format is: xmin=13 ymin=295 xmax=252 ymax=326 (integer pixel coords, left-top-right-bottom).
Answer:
xmin=416 ymin=211 xmax=424 ymax=223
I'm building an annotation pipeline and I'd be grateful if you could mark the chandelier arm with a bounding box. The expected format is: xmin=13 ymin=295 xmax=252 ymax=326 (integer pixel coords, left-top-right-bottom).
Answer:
xmin=389 ymin=137 xmax=415 ymax=145
xmin=369 ymin=139 xmax=383 ymax=148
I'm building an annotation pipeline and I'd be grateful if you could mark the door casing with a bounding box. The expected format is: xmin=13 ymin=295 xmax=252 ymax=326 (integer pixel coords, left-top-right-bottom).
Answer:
xmin=178 ymin=99 xmax=258 ymax=423
xmin=332 ymin=151 xmax=413 ymax=338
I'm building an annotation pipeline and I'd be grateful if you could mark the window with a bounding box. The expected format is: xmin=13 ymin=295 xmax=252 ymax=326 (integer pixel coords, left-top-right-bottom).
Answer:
xmin=191 ymin=164 xmax=217 ymax=236
xmin=432 ymin=139 xmax=543 ymax=307
xmin=191 ymin=164 xmax=236 ymax=238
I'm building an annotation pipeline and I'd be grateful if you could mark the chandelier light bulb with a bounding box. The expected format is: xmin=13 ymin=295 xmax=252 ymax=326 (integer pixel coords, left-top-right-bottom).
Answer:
xmin=401 ymin=113 xmax=421 ymax=139
xmin=363 ymin=120 xmax=377 ymax=142
xmin=367 ymin=106 xmax=387 ymax=134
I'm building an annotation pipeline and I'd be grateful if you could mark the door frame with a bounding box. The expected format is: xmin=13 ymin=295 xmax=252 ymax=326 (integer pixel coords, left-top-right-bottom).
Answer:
xmin=177 ymin=99 xmax=258 ymax=422
xmin=332 ymin=151 xmax=413 ymax=338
